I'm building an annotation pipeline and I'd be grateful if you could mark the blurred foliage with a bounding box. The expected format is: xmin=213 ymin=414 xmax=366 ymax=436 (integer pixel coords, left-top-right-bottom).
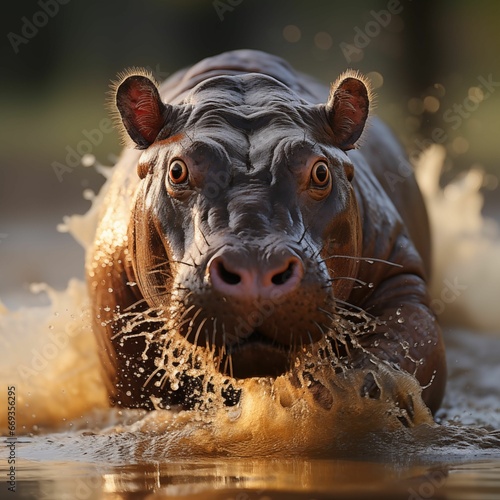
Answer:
xmin=1 ymin=0 xmax=499 ymax=218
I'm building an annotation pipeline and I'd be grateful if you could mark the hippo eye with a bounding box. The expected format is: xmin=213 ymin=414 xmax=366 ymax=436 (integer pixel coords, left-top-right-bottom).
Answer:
xmin=168 ymin=159 xmax=189 ymax=184
xmin=311 ymin=161 xmax=330 ymax=187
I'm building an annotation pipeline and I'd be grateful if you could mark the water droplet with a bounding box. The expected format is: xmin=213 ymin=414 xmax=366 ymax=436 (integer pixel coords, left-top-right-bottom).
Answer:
xmin=283 ymin=24 xmax=301 ymax=43
xmin=108 ymin=287 xmax=113 ymax=293
xmin=423 ymin=95 xmax=440 ymax=113
xmin=314 ymin=31 xmax=333 ymax=50
xmin=81 ymin=153 xmax=96 ymax=167
xmin=83 ymin=189 xmax=95 ymax=201
xmin=397 ymin=317 xmax=405 ymax=324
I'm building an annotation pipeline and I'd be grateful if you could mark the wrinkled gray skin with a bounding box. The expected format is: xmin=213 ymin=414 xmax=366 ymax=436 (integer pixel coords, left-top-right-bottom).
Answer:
xmin=87 ymin=50 xmax=446 ymax=414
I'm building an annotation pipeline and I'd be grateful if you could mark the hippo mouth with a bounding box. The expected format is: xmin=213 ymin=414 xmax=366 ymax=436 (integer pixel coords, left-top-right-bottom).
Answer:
xmin=221 ymin=330 xmax=292 ymax=379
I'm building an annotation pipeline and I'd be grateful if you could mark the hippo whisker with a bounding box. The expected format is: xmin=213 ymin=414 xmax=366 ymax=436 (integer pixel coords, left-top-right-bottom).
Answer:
xmin=143 ymin=364 xmax=164 ymax=389
xmin=174 ymin=290 xmax=195 ymax=305
xmin=193 ymin=316 xmax=209 ymax=347
xmin=312 ymin=321 xmax=327 ymax=339
xmin=183 ymin=307 xmax=204 ymax=344
xmin=333 ymin=298 xmax=373 ymax=317
xmin=173 ymin=312 xmax=199 ymax=332
xmin=148 ymin=267 xmax=173 ymax=278
xmin=151 ymin=283 xmax=172 ymax=293
xmin=147 ymin=258 xmax=171 ymax=271
xmin=326 ymin=276 xmax=367 ymax=287
xmin=316 ymin=306 xmax=337 ymax=323
xmin=320 ymin=254 xmax=403 ymax=268
xmin=214 ymin=345 xmax=223 ymax=372
xmin=198 ymin=226 xmax=211 ymax=248
xmin=309 ymin=326 xmax=322 ymax=347
xmin=122 ymin=297 xmax=149 ymax=312
xmin=296 ymin=224 xmax=309 ymax=245
xmin=223 ymin=353 xmax=234 ymax=379
xmin=211 ymin=317 xmax=218 ymax=347
xmin=220 ymin=322 xmax=244 ymax=349
xmin=170 ymin=260 xmax=196 ymax=268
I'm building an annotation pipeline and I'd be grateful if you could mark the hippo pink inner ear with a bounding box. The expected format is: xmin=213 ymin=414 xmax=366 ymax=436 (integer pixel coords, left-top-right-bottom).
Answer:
xmin=326 ymin=73 xmax=370 ymax=150
xmin=115 ymin=74 xmax=167 ymax=149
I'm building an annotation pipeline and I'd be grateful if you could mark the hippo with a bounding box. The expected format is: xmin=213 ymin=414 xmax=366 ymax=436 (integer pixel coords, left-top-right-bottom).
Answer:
xmin=87 ymin=49 xmax=446 ymax=415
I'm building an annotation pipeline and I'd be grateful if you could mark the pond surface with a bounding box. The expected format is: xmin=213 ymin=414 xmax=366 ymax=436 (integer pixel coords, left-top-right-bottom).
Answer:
xmin=10 ymin=457 xmax=500 ymax=499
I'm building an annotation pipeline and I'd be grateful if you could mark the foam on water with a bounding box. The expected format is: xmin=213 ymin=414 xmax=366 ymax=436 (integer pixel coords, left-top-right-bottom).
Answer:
xmin=1 ymin=146 xmax=499 ymax=459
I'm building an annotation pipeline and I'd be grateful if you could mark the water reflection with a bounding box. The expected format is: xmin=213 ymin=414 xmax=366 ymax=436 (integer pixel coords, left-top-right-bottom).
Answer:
xmin=11 ymin=456 xmax=500 ymax=500
xmin=12 ymin=457 xmax=451 ymax=499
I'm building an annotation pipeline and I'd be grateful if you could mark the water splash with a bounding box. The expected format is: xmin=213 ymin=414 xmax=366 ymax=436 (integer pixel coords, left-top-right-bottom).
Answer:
xmin=1 ymin=147 xmax=499 ymax=459
xmin=415 ymin=145 xmax=500 ymax=332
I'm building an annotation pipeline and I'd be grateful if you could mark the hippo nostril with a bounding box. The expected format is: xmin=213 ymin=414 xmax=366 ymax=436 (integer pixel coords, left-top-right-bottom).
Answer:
xmin=209 ymin=253 xmax=303 ymax=297
xmin=271 ymin=262 xmax=295 ymax=285
xmin=217 ymin=261 xmax=241 ymax=285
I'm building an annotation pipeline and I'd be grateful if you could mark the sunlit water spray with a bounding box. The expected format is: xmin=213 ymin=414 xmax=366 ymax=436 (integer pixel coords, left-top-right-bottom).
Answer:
xmin=1 ymin=146 xmax=500 ymax=460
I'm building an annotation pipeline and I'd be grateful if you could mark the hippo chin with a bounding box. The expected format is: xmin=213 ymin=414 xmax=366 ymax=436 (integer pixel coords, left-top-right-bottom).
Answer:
xmin=87 ymin=50 xmax=446 ymax=414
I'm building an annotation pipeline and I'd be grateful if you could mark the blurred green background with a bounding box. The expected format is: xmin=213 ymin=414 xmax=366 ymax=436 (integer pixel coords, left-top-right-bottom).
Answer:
xmin=1 ymin=0 xmax=499 ymax=304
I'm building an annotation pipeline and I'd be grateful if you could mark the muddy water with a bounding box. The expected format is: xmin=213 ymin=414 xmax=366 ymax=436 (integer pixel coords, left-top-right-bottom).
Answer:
xmin=1 ymin=146 xmax=500 ymax=499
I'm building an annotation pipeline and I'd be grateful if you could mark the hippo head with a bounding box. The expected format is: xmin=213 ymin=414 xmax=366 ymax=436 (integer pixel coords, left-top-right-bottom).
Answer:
xmin=114 ymin=69 xmax=370 ymax=379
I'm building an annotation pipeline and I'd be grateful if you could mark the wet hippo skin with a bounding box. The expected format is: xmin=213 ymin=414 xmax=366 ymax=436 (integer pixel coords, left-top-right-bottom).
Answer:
xmin=87 ymin=50 xmax=446 ymax=414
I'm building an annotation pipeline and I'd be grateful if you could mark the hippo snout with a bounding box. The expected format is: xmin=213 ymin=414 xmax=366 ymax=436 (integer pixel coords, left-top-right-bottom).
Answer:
xmin=207 ymin=249 xmax=304 ymax=302
xmin=168 ymin=239 xmax=334 ymax=372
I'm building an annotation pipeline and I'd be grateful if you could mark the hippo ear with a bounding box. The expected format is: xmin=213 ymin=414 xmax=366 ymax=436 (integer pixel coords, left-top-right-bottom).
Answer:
xmin=113 ymin=70 xmax=169 ymax=149
xmin=324 ymin=71 xmax=371 ymax=150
